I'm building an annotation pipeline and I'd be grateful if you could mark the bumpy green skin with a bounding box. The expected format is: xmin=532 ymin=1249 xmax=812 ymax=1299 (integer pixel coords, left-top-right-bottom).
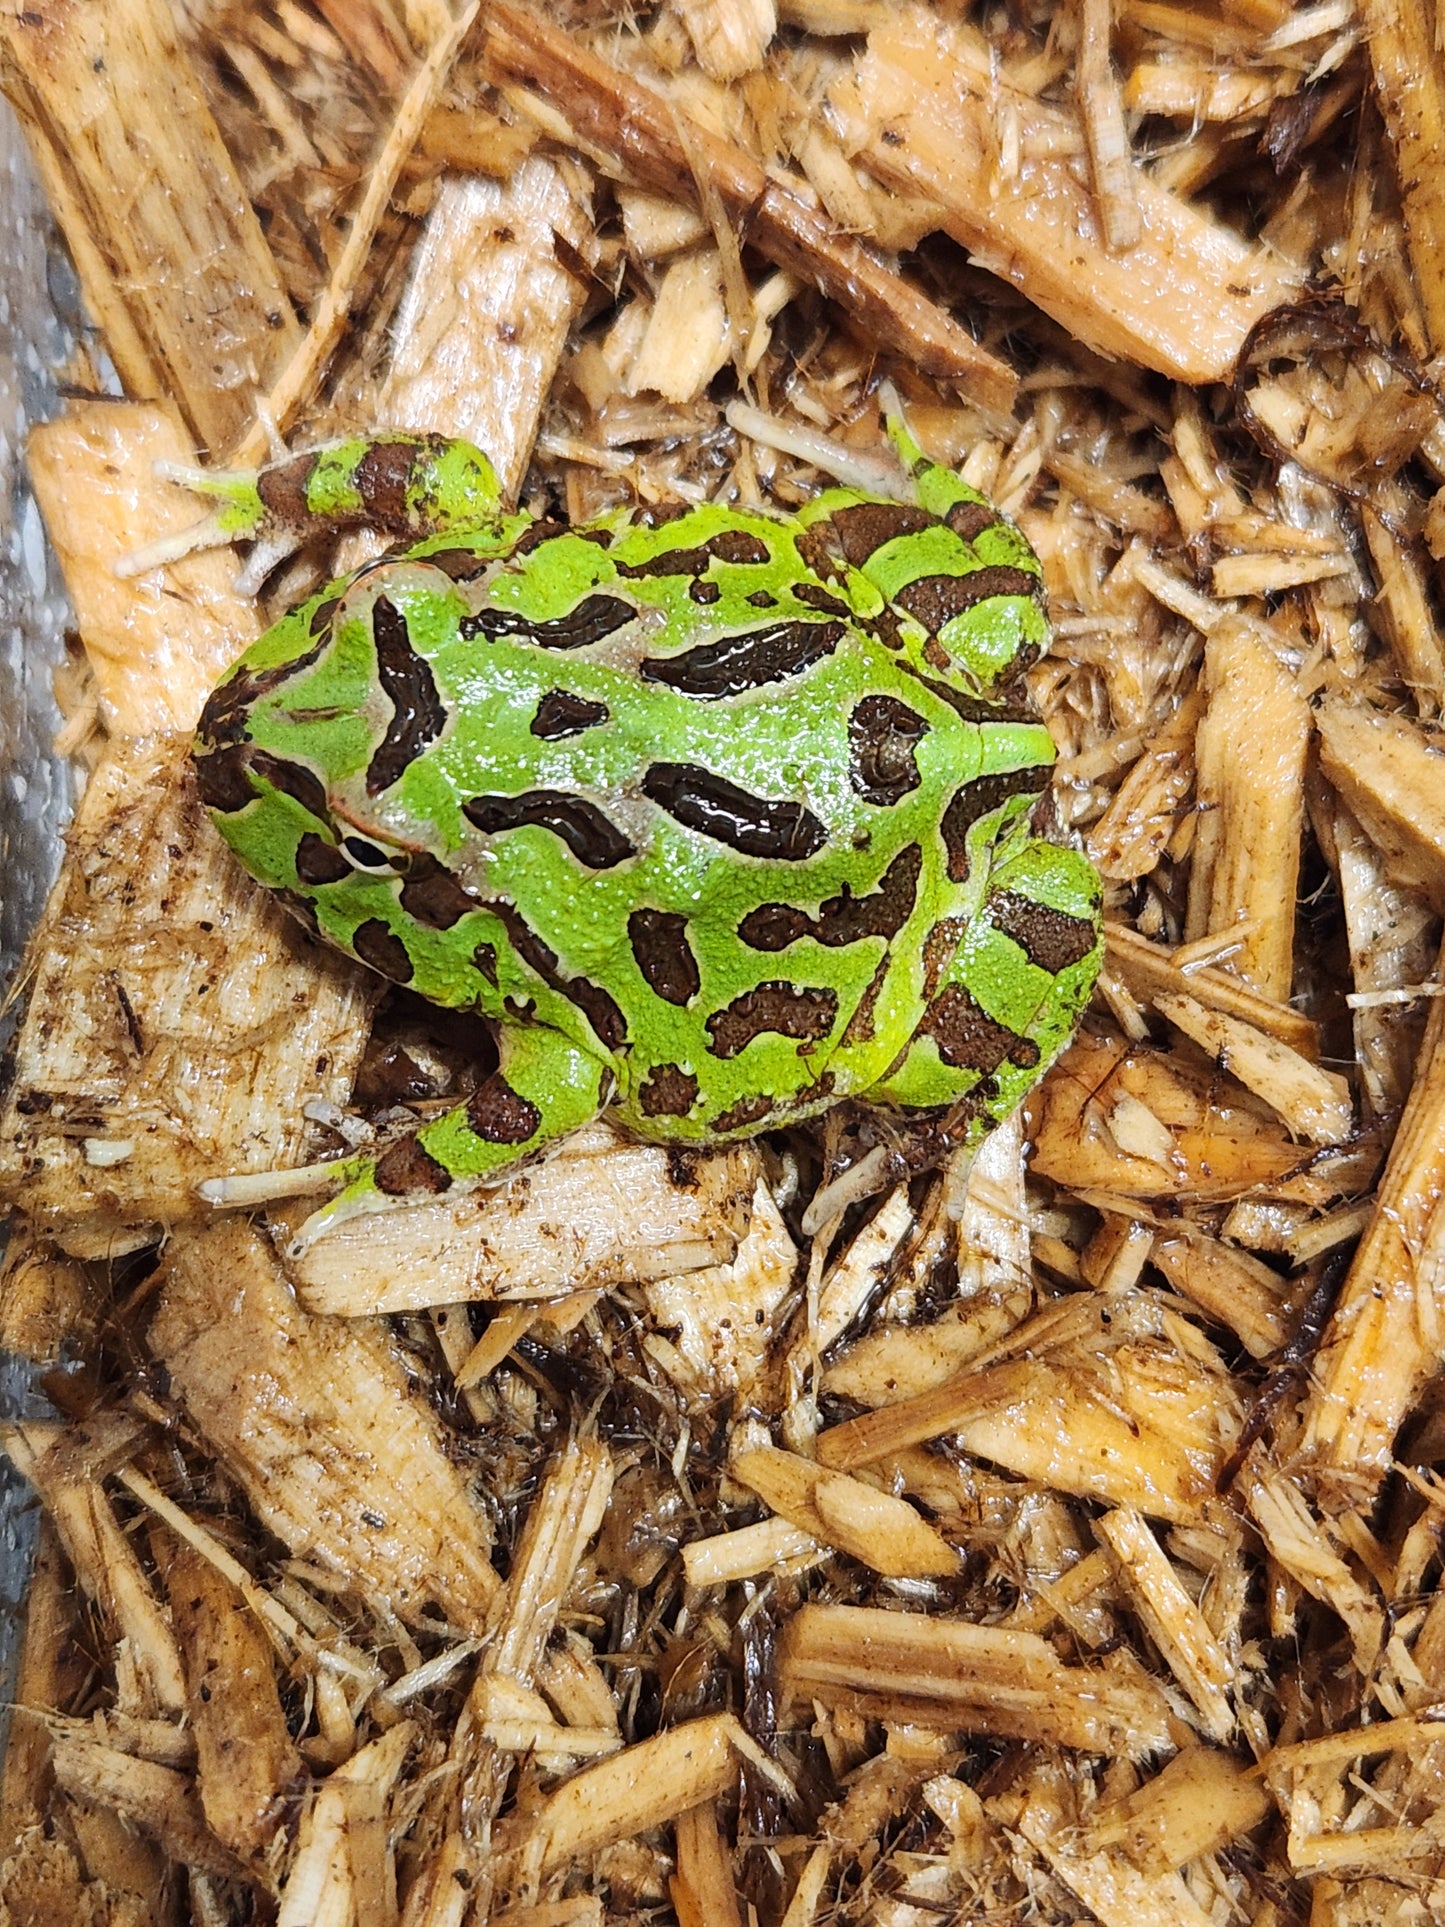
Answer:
xmin=193 ymin=426 xmax=1103 ymax=1229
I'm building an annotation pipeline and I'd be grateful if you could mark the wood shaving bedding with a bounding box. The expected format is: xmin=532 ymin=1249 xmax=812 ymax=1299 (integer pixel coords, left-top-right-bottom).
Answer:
xmin=1 ymin=2 xmax=1445 ymax=1923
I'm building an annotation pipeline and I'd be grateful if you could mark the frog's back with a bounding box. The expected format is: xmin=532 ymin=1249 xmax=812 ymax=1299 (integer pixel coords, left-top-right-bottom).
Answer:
xmin=196 ymin=492 xmax=1076 ymax=1142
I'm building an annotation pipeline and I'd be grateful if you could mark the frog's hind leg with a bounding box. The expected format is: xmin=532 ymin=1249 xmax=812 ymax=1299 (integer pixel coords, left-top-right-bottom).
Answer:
xmin=806 ymin=832 xmax=1101 ymax=1232
xmin=795 ymin=412 xmax=1050 ymax=702
xmin=276 ymin=1023 xmax=611 ymax=1257
xmin=120 ymin=434 xmax=508 ymax=583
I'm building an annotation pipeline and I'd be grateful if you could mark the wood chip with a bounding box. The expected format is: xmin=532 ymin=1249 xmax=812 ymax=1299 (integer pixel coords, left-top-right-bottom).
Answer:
xmin=829 ymin=12 xmax=1299 ymax=381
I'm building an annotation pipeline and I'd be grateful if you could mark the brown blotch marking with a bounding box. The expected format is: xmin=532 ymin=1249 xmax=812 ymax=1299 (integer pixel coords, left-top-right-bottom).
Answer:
xmin=1030 ymin=788 xmax=1061 ymax=840
xmin=366 ymin=595 xmax=449 ymax=796
xmin=739 ymin=843 xmax=922 ymax=952
xmin=295 ymin=832 xmax=351 ymax=886
xmin=860 ymin=606 xmax=905 ymax=652
xmin=463 ymin=790 xmax=636 ymax=869
xmin=689 ymin=579 xmax=721 ymax=605
xmin=920 ymin=916 xmax=969 ymax=1001
xmin=849 ymin=694 xmax=929 ymax=806
xmin=309 ymin=596 xmax=341 ymax=634
xmin=460 ymin=594 xmax=637 ymax=650
xmin=473 ymin=940 xmax=498 ymax=984
xmin=490 ymin=902 xmax=559 ymax=982
xmin=747 ymin=589 xmax=778 ymax=608
xmin=641 ymin=619 xmax=842 ymax=701
xmin=567 ymin=977 xmax=628 ymax=1052
xmin=531 ymin=689 xmax=610 ymax=739
xmin=351 ymin=919 xmax=415 ymax=984
xmin=923 ymin=983 xmax=1027 ymax=1073
xmin=634 ymin=502 xmax=691 ymax=529
xmin=355 ymin=438 xmax=430 ymax=529
xmin=709 ymin=529 xmax=771 ymax=564
xmin=194 ymin=744 xmax=258 ymax=815
xmin=912 ymin=670 xmax=1039 ymax=727
xmin=828 ymin=501 xmax=935 ymax=565
xmin=706 ymin=983 xmax=838 ymax=1059
xmin=945 ymin=499 xmax=1000 ymax=542
xmin=489 ymin=907 xmax=621 ymax=1057
xmin=712 ymin=1092 xmax=775 ymax=1133
xmin=424 ymin=547 xmax=491 ymax=581
xmin=247 ymin=749 xmax=332 ymax=825
xmin=399 ymin=855 xmax=479 ymax=930
xmin=507 ymin=518 xmax=566 ymax=558
xmin=795 ymin=523 xmax=848 ymax=583
xmin=374 ymin=1135 xmax=454 ymax=1197
xmin=639 ymin=1063 xmax=699 ymax=1118
xmin=615 ymin=529 xmax=770 ymax=580
xmin=643 ymin=763 xmax=827 ymax=861
xmin=840 ymin=953 xmax=891 ymax=1047
xmin=794 ymin=581 xmax=851 ymax=617
xmin=628 ymin=909 xmax=700 ymax=1005
xmin=941 ymin=767 xmax=1047 ymax=882
xmin=255 ymin=450 xmax=319 ymax=527
xmin=988 ymin=890 xmax=1098 ymax=974
xmin=466 ymin=1077 xmax=541 ymax=1144
xmin=895 ymin=566 xmax=1043 ymax=635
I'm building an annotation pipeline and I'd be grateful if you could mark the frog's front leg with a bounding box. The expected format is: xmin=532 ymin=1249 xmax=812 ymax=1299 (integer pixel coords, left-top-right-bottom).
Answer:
xmin=287 ymin=1023 xmax=612 ymax=1256
xmin=121 ymin=433 xmax=511 ymax=580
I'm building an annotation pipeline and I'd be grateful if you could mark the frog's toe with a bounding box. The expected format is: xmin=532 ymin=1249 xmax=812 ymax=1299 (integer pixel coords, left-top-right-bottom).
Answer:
xmin=284 ymin=1167 xmax=388 ymax=1260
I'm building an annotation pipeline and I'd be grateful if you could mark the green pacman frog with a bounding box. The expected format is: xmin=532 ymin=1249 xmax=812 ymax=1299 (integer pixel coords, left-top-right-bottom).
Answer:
xmin=185 ymin=413 xmax=1102 ymax=1246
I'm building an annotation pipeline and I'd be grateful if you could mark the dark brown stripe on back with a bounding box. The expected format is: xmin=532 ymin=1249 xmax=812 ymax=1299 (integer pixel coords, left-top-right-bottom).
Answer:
xmin=738 ymin=843 xmax=922 ymax=952
xmin=640 ymin=620 xmax=843 ymax=700
xmin=907 ymin=667 xmax=1040 ymax=726
xmin=628 ymin=909 xmax=700 ymax=1004
xmin=642 ymin=763 xmax=827 ymax=861
xmin=706 ymin=983 xmax=838 ymax=1058
xmin=826 ymin=502 xmax=934 ymax=565
xmin=463 ymin=791 xmax=637 ymax=869
xmin=195 ymin=633 xmax=329 ymax=749
xmin=366 ymin=595 xmax=449 ymax=795
xmin=531 ymin=689 xmax=610 ymax=739
xmin=988 ymin=890 xmax=1098 ymax=973
xmin=895 ymin=566 xmax=1042 ymax=635
xmin=942 ymin=767 xmax=1048 ymax=881
xmin=460 ymin=594 xmax=638 ymax=650
xmin=615 ymin=529 xmax=771 ymax=578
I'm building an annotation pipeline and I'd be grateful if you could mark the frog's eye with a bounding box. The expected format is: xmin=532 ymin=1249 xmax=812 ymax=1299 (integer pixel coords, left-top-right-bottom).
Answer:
xmin=342 ymin=836 xmax=396 ymax=871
